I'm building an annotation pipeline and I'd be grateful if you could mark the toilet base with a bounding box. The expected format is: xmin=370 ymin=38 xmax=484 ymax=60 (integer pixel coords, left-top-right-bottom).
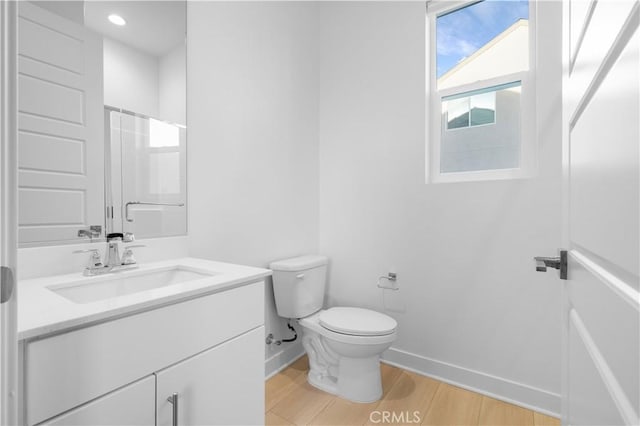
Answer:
xmin=300 ymin=319 xmax=388 ymax=403
xmin=306 ymin=356 xmax=383 ymax=403
xmin=338 ymin=355 xmax=383 ymax=402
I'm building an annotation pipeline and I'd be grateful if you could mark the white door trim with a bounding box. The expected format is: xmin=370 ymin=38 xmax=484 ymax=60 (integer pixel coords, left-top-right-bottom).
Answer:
xmin=0 ymin=1 xmax=19 ymax=424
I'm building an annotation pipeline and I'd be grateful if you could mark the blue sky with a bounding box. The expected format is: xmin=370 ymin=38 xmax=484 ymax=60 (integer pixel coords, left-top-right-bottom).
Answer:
xmin=437 ymin=0 xmax=529 ymax=77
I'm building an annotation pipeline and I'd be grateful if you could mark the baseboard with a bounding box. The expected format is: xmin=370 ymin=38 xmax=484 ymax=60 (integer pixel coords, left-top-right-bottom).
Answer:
xmin=265 ymin=341 xmax=305 ymax=380
xmin=382 ymin=347 xmax=561 ymax=418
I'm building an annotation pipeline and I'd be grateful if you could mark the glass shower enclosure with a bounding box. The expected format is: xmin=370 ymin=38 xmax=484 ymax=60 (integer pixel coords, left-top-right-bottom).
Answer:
xmin=105 ymin=107 xmax=187 ymax=239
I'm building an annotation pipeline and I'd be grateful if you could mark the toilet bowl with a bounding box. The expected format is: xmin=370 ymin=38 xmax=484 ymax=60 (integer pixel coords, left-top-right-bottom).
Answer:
xmin=299 ymin=307 xmax=397 ymax=402
xmin=270 ymin=255 xmax=397 ymax=403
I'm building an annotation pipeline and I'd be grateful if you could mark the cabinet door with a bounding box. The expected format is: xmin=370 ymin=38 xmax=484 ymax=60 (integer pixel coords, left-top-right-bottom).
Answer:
xmin=44 ymin=376 xmax=155 ymax=426
xmin=156 ymin=326 xmax=265 ymax=426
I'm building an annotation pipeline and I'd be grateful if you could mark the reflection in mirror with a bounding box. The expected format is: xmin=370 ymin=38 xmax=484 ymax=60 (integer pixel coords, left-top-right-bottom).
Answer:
xmin=106 ymin=109 xmax=187 ymax=239
xmin=86 ymin=1 xmax=187 ymax=239
xmin=16 ymin=1 xmax=186 ymax=246
xmin=17 ymin=2 xmax=104 ymax=246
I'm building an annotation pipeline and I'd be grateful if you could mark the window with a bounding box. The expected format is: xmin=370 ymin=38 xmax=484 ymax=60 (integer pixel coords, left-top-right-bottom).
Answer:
xmin=427 ymin=0 xmax=535 ymax=182
xmin=444 ymin=89 xmax=496 ymax=130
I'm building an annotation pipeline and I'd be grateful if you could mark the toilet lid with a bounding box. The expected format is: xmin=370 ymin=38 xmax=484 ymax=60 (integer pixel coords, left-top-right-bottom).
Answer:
xmin=319 ymin=307 xmax=397 ymax=336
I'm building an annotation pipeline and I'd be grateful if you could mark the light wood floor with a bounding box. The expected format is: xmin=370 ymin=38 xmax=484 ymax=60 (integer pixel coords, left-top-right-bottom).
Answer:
xmin=266 ymin=356 xmax=560 ymax=426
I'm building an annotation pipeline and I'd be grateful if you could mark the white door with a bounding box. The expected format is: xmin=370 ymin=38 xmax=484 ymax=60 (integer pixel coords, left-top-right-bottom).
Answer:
xmin=0 ymin=1 xmax=19 ymax=424
xmin=155 ymin=327 xmax=265 ymax=426
xmin=45 ymin=376 xmax=155 ymax=426
xmin=561 ymin=1 xmax=639 ymax=424
xmin=17 ymin=2 xmax=104 ymax=245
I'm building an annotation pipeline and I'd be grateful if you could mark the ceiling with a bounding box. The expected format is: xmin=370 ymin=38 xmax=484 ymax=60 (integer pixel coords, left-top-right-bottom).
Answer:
xmin=84 ymin=1 xmax=186 ymax=57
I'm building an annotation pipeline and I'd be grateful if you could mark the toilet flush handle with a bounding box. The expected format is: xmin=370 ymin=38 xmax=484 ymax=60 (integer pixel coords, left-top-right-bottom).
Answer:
xmin=296 ymin=273 xmax=305 ymax=279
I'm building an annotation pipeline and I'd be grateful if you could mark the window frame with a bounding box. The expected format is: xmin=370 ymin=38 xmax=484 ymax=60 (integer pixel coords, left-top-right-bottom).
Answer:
xmin=426 ymin=0 xmax=537 ymax=184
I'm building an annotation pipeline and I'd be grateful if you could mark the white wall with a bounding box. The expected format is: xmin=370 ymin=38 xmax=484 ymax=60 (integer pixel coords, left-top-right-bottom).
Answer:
xmin=159 ymin=43 xmax=186 ymax=125
xmin=103 ymin=37 xmax=159 ymax=118
xmin=317 ymin=1 xmax=563 ymax=415
xmin=186 ymin=2 xmax=319 ymax=375
xmin=104 ymin=37 xmax=185 ymax=124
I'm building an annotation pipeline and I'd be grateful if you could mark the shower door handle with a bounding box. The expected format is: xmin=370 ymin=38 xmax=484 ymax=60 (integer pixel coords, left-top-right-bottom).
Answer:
xmin=167 ymin=392 xmax=178 ymax=426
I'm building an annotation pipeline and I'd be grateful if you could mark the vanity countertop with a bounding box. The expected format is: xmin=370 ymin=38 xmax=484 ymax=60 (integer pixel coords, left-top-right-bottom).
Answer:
xmin=18 ymin=257 xmax=271 ymax=340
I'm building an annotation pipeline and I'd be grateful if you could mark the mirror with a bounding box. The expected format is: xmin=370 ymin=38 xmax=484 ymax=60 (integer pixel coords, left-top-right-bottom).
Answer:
xmin=17 ymin=1 xmax=186 ymax=246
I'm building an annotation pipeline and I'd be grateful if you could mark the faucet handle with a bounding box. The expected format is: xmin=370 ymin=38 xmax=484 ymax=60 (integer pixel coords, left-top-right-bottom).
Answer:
xmin=77 ymin=225 xmax=102 ymax=240
xmin=73 ymin=249 xmax=103 ymax=270
xmin=123 ymin=232 xmax=135 ymax=243
xmin=121 ymin=245 xmax=146 ymax=265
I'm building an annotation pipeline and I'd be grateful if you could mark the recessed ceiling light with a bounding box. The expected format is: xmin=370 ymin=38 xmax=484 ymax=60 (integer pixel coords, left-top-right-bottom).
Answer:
xmin=108 ymin=14 xmax=126 ymax=26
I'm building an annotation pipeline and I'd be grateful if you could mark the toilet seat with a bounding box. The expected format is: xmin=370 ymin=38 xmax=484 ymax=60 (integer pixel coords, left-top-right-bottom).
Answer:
xmin=319 ymin=307 xmax=396 ymax=336
xmin=299 ymin=310 xmax=397 ymax=346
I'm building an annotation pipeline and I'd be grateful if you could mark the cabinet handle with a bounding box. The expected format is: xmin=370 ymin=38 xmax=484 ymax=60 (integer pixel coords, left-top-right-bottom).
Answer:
xmin=167 ymin=392 xmax=178 ymax=426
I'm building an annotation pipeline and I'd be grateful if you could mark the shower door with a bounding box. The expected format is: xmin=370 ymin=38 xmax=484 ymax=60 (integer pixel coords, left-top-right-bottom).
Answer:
xmin=106 ymin=108 xmax=187 ymax=239
xmin=561 ymin=1 xmax=639 ymax=425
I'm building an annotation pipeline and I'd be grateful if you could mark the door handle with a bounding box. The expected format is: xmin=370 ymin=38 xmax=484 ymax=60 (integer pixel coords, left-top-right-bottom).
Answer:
xmin=167 ymin=392 xmax=178 ymax=426
xmin=534 ymin=250 xmax=568 ymax=280
xmin=0 ymin=266 xmax=15 ymax=304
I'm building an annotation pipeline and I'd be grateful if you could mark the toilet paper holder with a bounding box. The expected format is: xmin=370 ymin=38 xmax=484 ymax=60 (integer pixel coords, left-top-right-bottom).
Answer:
xmin=377 ymin=272 xmax=399 ymax=291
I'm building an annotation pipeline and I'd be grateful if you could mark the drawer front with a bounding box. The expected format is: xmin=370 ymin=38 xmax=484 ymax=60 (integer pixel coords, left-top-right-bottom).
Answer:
xmin=42 ymin=376 xmax=155 ymax=426
xmin=26 ymin=281 xmax=264 ymax=425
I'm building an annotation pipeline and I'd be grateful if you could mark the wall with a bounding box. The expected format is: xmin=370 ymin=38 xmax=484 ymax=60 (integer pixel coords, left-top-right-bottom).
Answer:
xmin=103 ymin=37 xmax=185 ymax=125
xmin=318 ymin=1 xmax=563 ymax=415
xmin=186 ymin=2 xmax=319 ymax=376
xmin=103 ymin=37 xmax=159 ymax=118
xmin=159 ymin=43 xmax=186 ymax=125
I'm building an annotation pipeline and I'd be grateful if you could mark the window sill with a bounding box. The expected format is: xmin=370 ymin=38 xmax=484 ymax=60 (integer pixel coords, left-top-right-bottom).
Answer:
xmin=428 ymin=167 xmax=534 ymax=184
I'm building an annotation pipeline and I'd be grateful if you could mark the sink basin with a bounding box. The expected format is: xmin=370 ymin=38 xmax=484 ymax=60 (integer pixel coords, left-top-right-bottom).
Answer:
xmin=48 ymin=266 xmax=217 ymax=304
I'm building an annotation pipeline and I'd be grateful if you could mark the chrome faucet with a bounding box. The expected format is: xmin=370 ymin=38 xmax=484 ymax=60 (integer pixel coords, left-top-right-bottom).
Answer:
xmin=105 ymin=233 xmax=123 ymax=267
xmin=73 ymin=233 xmax=144 ymax=276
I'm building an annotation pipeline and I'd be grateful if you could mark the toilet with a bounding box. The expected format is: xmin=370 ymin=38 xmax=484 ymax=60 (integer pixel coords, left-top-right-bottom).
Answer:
xmin=270 ymin=255 xmax=397 ymax=403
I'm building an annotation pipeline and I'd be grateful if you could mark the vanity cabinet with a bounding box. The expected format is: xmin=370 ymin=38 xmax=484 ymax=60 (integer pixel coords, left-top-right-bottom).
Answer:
xmin=22 ymin=280 xmax=265 ymax=426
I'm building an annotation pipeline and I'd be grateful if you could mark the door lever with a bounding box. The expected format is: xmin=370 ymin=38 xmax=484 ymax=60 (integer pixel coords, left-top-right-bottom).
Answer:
xmin=0 ymin=266 xmax=15 ymax=304
xmin=534 ymin=250 xmax=568 ymax=280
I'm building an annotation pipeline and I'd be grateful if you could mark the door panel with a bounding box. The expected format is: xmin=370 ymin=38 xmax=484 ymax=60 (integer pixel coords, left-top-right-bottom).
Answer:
xmin=569 ymin=28 xmax=639 ymax=276
xmin=563 ymin=1 xmax=640 ymax=425
xmin=569 ymin=1 xmax=637 ymax=99
xmin=19 ymin=132 xmax=84 ymax=174
xmin=17 ymin=2 xmax=104 ymax=245
xmin=568 ymin=259 xmax=639 ymax=415
xmin=17 ymin=11 xmax=85 ymax=73
xmin=568 ymin=315 xmax=627 ymax=426
xmin=156 ymin=327 xmax=265 ymax=426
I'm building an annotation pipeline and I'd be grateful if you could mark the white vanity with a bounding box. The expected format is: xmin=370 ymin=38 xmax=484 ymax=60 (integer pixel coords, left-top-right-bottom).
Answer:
xmin=18 ymin=258 xmax=270 ymax=426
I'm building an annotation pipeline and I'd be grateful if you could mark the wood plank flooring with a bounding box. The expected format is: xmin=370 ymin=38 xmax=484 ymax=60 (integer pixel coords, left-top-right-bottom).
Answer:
xmin=266 ymin=357 xmax=560 ymax=426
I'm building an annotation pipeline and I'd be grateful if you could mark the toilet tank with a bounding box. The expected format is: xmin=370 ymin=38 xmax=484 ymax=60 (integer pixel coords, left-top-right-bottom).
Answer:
xmin=269 ymin=255 xmax=328 ymax=319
